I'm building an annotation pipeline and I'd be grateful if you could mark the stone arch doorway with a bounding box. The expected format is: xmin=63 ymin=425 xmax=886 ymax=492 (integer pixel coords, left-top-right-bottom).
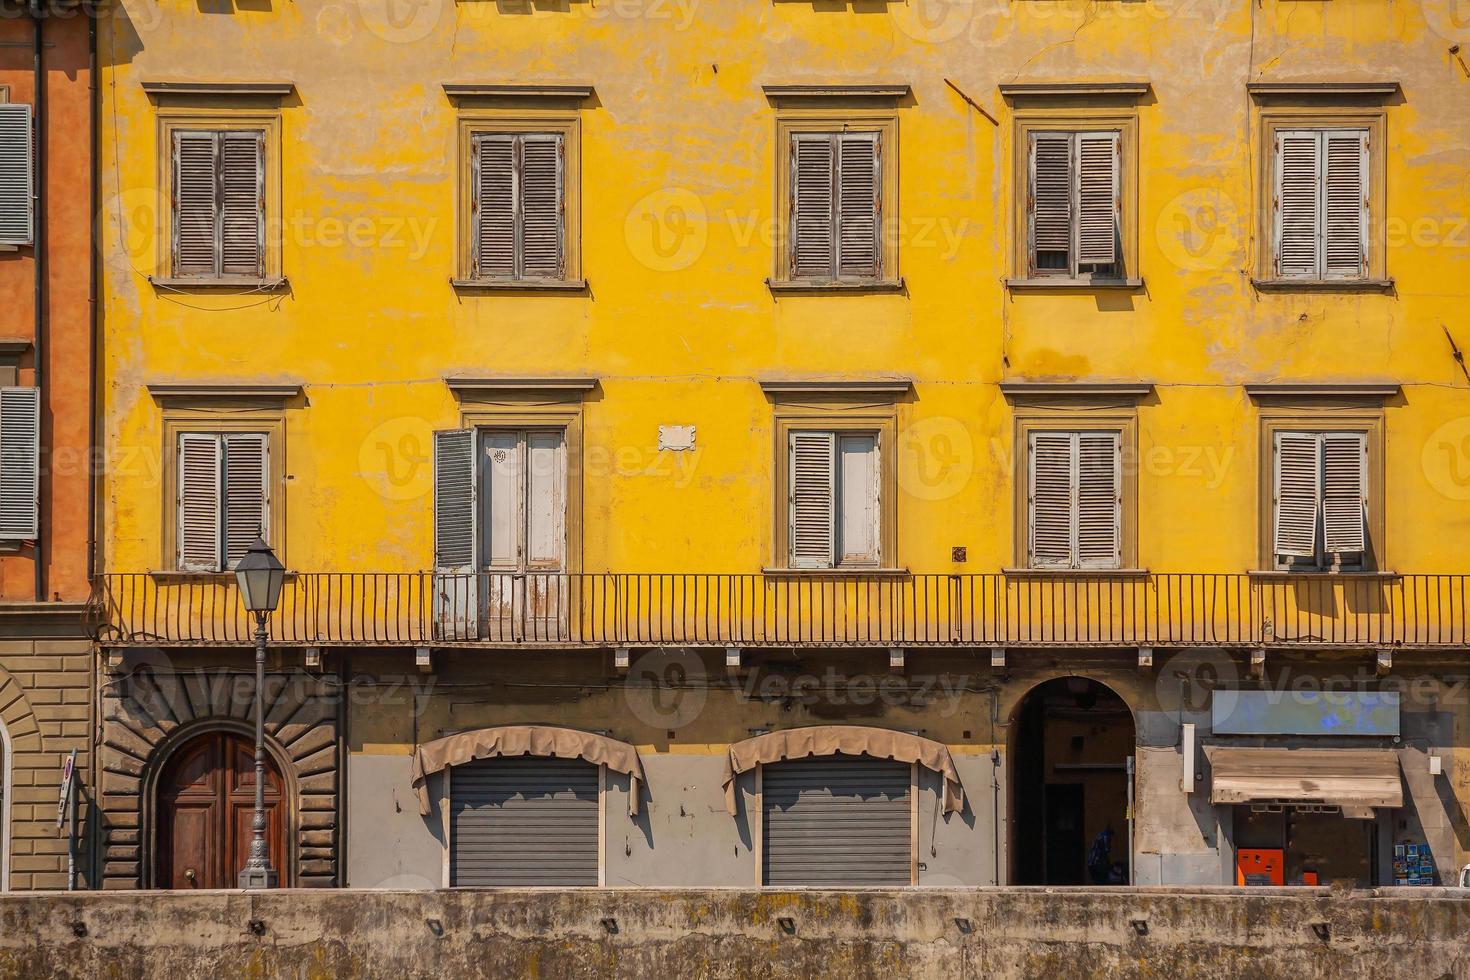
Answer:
xmin=1010 ymin=677 xmax=1137 ymax=885
xmin=155 ymin=729 xmax=287 ymax=889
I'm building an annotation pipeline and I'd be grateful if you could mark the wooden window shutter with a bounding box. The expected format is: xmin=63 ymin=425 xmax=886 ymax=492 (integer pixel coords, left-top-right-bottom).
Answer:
xmin=0 ymin=386 xmax=40 ymax=539
xmin=433 ymin=428 xmax=477 ymax=571
xmin=1076 ymin=132 xmax=1119 ymax=268
xmin=1322 ymin=130 xmax=1368 ymax=279
xmin=222 ymin=433 xmax=269 ymax=569
xmin=0 ymin=103 xmax=34 ymax=247
xmin=1276 ymin=130 xmax=1321 ymax=279
xmin=1028 ymin=431 xmax=1074 ymax=569
xmin=177 ymin=432 xmax=222 ymax=571
xmin=1322 ymin=432 xmax=1367 ymax=554
xmin=1273 ymin=431 xmax=1321 ymax=558
xmin=519 ymin=133 xmax=565 ymax=280
xmin=472 ymin=134 xmax=517 ymax=279
xmin=789 ymin=431 xmax=836 ymax=568
xmin=1029 ymin=132 xmax=1072 ymax=273
xmin=791 ymin=134 xmax=835 ymax=279
xmin=173 ymin=130 xmax=219 ymax=278
xmin=836 ymin=132 xmax=881 ymax=279
xmin=219 ymin=131 xmax=264 ymax=278
xmin=1075 ymin=432 xmax=1121 ymax=569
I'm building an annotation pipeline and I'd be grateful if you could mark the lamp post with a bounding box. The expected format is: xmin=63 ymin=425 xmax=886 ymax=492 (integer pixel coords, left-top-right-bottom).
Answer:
xmin=235 ymin=537 xmax=285 ymax=889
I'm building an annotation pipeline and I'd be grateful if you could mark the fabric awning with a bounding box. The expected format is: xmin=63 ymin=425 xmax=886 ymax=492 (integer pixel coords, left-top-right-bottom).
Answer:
xmin=411 ymin=725 xmax=646 ymax=817
xmin=1205 ymin=746 xmax=1403 ymax=813
xmin=721 ymin=725 xmax=965 ymax=816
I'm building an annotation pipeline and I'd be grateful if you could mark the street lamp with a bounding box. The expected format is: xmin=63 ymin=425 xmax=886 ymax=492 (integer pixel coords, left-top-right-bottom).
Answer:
xmin=235 ymin=537 xmax=285 ymax=889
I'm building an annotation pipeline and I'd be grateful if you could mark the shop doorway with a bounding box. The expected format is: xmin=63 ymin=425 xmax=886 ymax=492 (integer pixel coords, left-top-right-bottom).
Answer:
xmin=1011 ymin=677 xmax=1136 ymax=885
xmin=1233 ymin=805 xmax=1378 ymax=887
xmin=156 ymin=730 xmax=286 ymax=889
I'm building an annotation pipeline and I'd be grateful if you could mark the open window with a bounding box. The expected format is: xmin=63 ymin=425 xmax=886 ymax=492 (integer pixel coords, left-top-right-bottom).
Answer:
xmin=433 ymin=427 xmax=569 ymax=640
xmin=1027 ymin=130 xmax=1122 ymax=281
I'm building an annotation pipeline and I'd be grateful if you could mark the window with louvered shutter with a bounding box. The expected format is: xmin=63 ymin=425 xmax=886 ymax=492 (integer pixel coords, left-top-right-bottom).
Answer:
xmin=1273 ymin=430 xmax=1368 ymax=566
xmin=789 ymin=431 xmax=836 ymax=568
xmin=1322 ymin=131 xmax=1368 ymax=278
xmin=434 ymin=429 xmax=477 ymax=571
xmin=0 ymin=386 xmax=39 ymax=539
xmin=789 ymin=131 xmax=882 ymax=281
xmin=1274 ymin=129 xmax=1368 ymax=280
xmin=176 ymin=433 xmax=222 ymax=571
xmin=171 ymin=129 xmax=265 ymax=279
xmin=471 ymin=132 xmax=564 ymax=281
xmin=1028 ymin=430 xmax=1121 ymax=570
xmin=1075 ymin=432 xmax=1121 ymax=568
xmin=1028 ymin=432 xmax=1073 ymax=568
xmin=175 ymin=431 xmax=270 ymax=572
xmin=222 ymin=433 xmax=268 ymax=569
xmin=1076 ymin=132 xmax=1119 ymax=268
xmin=0 ymin=103 xmax=34 ymax=247
xmin=1273 ymin=431 xmax=1323 ymax=561
xmin=1028 ymin=130 xmax=1121 ymax=279
xmin=1321 ymin=433 xmax=1366 ymax=554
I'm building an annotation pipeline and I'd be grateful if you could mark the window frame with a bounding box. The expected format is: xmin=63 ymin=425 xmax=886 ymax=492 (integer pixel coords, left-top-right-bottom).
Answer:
xmin=1258 ymin=410 xmax=1384 ymax=572
xmin=1255 ymin=107 xmax=1387 ymax=286
xmin=161 ymin=413 xmax=286 ymax=574
xmin=1010 ymin=109 xmax=1139 ymax=286
xmin=1012 ymin=407 xmax=1139 ymax=571
xmin=156 ymin=110 xmax=282 ymax=285
xmin=456 ymin=113 xmax=581 ymax=286
xmin=772 ymin=112 xmax=900 ymax=288
xmin=771 ymin=402 xmax=898 ymax=572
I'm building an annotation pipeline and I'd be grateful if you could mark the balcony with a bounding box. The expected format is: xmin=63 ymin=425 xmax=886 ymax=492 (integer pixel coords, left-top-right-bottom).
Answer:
xmin=91 ymin=572 xmax=1470 ymax=650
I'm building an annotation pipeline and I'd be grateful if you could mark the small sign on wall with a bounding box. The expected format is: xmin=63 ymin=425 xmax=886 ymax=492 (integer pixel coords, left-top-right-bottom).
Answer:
xmin=658 ymin=425 xmax=696 ymax=451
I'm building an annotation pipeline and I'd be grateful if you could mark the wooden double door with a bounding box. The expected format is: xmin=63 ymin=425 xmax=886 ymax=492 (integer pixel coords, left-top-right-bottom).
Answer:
xmin=157 ymin=731 xmax=286 ymax=889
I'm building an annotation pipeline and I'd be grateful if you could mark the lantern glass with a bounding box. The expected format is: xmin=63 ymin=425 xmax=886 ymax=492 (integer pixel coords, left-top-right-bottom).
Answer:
xmin=234 ymin=538 xmax=285 ymax=613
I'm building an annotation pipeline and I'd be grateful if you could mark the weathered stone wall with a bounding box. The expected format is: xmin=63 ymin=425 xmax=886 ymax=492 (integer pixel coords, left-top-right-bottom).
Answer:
xmin=98 ymin=655 xmax=342 ymax=888
xmin=0 ymin=614 xmax=92 ymax=892
xmin=1 ymin=888 xmax=1467 ymax=979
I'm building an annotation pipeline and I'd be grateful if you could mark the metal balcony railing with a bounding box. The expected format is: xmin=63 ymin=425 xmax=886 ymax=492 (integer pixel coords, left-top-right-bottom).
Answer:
xmin=91 ymin=572 xmax=1470 ymax=650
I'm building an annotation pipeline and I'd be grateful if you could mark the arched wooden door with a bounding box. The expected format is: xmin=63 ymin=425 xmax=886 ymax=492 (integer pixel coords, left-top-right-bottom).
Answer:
xmin=157 ymin=731 xmax=285 ymax=889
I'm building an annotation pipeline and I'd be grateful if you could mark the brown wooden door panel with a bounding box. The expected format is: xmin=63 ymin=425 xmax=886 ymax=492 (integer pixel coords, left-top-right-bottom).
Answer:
xmin=157 ymin=731 xmax=286 ymax=889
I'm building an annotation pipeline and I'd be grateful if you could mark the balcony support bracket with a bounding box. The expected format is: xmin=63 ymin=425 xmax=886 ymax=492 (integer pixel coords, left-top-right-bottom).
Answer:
xmin=305 ymin=646 xmax=321 ymax=670
xmin=415 ymin=646 xmax=432 ymax=673
xmin=1250 ymin=648 xmax=1266 ymax=680
xmin=990 ymin=648 xmax=1006 ymax=669
xmin=889 ymin=647 xmax=905 ymax=672
xmin=1137 ymin=647 xmax=1153 ymax=672
xmin=1376 ymin=649 xmax=1392 ymax=677
xmin=615 ymin=647 xmax=631 ymax=671
xmin=725 ymin=647 xmax=743 ymax=671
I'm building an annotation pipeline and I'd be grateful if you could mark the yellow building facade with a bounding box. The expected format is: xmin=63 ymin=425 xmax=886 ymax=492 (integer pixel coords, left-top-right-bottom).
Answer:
xmin=94 ymin=0 xmax=1470 ymax=891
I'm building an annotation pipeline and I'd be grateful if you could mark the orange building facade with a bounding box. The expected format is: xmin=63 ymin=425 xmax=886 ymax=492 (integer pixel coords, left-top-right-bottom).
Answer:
xmin=0 ymin=4 xmax=93 ymax=891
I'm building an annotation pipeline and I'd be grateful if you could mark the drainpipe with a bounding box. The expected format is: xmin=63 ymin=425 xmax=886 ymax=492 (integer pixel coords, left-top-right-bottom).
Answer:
xmin=87 ymin=8 xmax=99 ymax=892
xmin=29 ymin=2 xmax=46 ymax=603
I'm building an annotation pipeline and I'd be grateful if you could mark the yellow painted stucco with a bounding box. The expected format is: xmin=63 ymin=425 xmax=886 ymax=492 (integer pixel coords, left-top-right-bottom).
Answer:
xmin=95 ymin=0 xmax=1470 ymax=579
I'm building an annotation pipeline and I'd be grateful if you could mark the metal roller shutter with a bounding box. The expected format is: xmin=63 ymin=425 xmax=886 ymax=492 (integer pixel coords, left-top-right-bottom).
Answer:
xmin=763 ymin=754 xmax=911 ymax=886
xmin=450 ymin=757 xmax=599 ymax=886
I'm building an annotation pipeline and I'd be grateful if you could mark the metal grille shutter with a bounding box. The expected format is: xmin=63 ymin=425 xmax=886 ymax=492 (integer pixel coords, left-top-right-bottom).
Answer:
xmin=450 ymin=757 xmax=599 ymax=886
xmin=763 ymin=755 xmax=911 ymax=886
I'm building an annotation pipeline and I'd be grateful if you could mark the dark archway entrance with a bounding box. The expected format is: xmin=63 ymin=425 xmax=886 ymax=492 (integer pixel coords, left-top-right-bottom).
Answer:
xmin=1011 ymin=677 xmax=1136 ymax=885
xmin=156 ymin=730 xmax=285 ymax=889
